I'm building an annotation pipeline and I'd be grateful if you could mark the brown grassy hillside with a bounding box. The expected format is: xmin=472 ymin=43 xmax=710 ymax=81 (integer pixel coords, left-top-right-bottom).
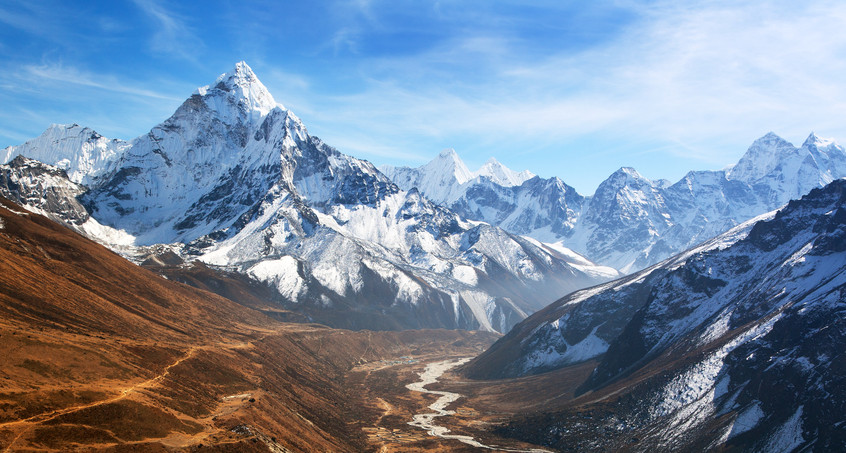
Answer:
xmin=0 ymin=197 xmax=496 ymax=452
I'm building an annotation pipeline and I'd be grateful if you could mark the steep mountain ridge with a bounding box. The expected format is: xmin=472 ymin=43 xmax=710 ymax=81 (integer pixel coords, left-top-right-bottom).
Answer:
xmin=570 ymin=166 xmax=672 ymax=270
xmin=0 ymin=156 xmax=134 ymax=247
xmin=381 ymin=149 xmax=472 ymax=203
xmin=0 ymin=62 xmax=614 ymax=333
xmin=477 ymin=157 xmax=535 ymax=186
xmin=463 ymin=179 xmax=846 ymax=452
xmin=728 ymin=132 xmax=846 ymax=202
xmin=383 ymin=154 xmax=585 ymax=241
xmin=84 ymin=62 xmax=319 ymax=244
xmin=2 ymin=123 xmax=128 ymax=186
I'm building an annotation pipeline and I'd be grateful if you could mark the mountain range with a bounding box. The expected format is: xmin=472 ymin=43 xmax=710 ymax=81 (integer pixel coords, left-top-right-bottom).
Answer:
xmin=462 ymin=178 xmax=846 ymax=452
xmin=4 ymin=62 xmax=846 ymax=333
xmin=2 ymin=60 xmax=845 ymax=452
xmin=6 ymin=62 xmax=846 ymax=332
xmin=0 ymin=62 xmax=617 ymax=333
xmin=384 ymin=133 xmax=846 ymax=272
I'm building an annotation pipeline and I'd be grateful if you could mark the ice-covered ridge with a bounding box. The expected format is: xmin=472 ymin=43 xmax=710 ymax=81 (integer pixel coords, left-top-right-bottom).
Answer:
xmin=383 ymin=132 xmax=846 ymax=274
xmin=1 ymin=124 xmax=128 ymax=185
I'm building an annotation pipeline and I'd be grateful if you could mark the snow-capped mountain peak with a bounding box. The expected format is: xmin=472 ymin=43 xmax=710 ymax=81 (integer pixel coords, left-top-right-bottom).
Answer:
xmin=727 ymin=132 xmax=799 ymax=183
xmin=428 ymin=148 xmax=473 ymax=184
xmin=802 ymin=131 xmax=845 ymax=158
xmin=194 ymin=61 xmax=280 ymax=126
xmin=723 ymin=131 xmax=846 ymax=204
xmin=379 ymin=148 xmax=474 ymax=202
xmin=802 ymin=131 xmax=825 ymax=147
xmin=380 ymin=149 xmax=539 ymax=203
xmin=609 ymin=166 xmax=649 ymax=185
xmin=476 ymin=157 xmax=535 ymax=186
xmin=382 ymin=149 xmax=539 ymax=193
xmin=74 ymin=62 xmax=323 ymax=243
xmin=380 ymin=148 xmax=590 ymax=271
xmin=1 ymin=123 xmax=128 ymax=185
xmin=589 ymin=167 xmax=657 ymax=200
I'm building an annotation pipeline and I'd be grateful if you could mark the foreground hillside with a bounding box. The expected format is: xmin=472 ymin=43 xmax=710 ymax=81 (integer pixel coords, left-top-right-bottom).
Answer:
xmin=458 ymin=179 xmax=846 ymax=451
xmin=0 ymin=196 xmax=499 ymax=452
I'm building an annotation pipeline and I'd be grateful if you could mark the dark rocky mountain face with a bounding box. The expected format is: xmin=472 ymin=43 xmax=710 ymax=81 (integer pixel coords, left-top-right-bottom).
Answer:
xmin=464 ymin=179 xmax=846 ymax=452
xmin=448 ymin=175 xmax=585 ymax=239
xmin=0 ymin=156 xmax=90 ymax=226
xmin=571 ymin=167 xmax=674 ymax=271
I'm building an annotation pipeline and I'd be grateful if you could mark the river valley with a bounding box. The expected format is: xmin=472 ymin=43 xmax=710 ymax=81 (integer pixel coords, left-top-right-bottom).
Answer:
xmin=405 ymin=358 xmax=553 ymax=453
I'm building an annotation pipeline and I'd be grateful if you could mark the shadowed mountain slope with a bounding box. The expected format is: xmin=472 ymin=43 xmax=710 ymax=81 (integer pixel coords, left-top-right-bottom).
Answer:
xmin=462 ymin=179 xmax=846 ymax=452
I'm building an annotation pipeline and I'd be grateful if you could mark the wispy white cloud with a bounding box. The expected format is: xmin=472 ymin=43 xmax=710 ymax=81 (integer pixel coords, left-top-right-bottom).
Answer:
xmin=330 ymin=27 xmax=361 ymax=55
xmin=24 ymin=63 xmax=182 ymax=101
xmin=273 ymin=0 xmax=846 ymax=177
xmin=0 ymin=1 xmax=87 ymax=46
xmin=325 ymin=134 xmax=430 ymax=162
xmin=0 ymin=2 xmax=59 ymax=40
xmin=0 ymin=127 xmax=33 ymax=144
xmin=581 ymin=1 xmax=846 ymax=157
xmin=132 ymin=0 xmax=204 ymax=61
xmin=0 ymin=62 xmax=189 ymax=146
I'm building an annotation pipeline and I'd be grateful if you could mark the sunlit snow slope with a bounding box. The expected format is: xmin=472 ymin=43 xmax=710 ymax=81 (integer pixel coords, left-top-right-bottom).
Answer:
xmin=386 ymin=135 xmax=846 ymax=273
xmin=0 ymin=62 xmax=615 ymax=332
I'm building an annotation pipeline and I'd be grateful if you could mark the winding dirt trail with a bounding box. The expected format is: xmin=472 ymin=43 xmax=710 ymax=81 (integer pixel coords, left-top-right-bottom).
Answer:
xmin=0 ymin=333 xmax=272 ymax=452
xmin=1 ymin=345 xmax=203 ymax=452
xmin=2 ymin=346 xmax=200 ymax=429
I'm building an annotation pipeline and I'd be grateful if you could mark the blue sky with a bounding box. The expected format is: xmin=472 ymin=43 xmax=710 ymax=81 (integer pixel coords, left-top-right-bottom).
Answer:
xmin=2 ymin=0 xmax=846 ymax=193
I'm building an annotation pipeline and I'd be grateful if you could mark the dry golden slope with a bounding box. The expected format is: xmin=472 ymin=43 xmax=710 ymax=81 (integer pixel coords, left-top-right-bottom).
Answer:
xmin=0 ymin=197 xmax=496 ymax=452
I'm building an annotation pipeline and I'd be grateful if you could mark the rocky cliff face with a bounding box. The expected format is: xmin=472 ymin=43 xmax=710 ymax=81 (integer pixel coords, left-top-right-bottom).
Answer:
xmin=465 ymin=179 xmax=846 ymax=452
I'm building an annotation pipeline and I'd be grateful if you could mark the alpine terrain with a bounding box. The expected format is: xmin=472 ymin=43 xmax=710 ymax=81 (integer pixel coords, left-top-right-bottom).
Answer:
xmin=0 ymin=194 xmax=504 ymax=451
xmin=384 ymin=133 xmax=846 ymax=272
xmin=0 ymin=62 xmax=617 ymax=333
xmin=2 ymin=60 xmax=844 ymax=453
xmin=460 ymin=179 xmax=846 ymax=452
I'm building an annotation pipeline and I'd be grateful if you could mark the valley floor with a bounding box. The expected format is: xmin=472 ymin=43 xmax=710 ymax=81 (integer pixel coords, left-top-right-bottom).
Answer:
xmin=351 ymin=352 xmax=561 ymax=452
xmin=0 ymin=319 xmax=512 ymax=452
